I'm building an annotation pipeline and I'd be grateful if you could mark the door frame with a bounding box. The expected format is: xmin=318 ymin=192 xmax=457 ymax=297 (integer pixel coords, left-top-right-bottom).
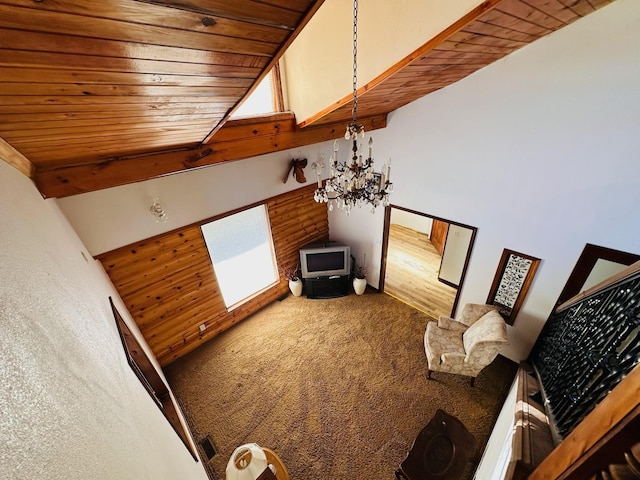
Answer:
xmin=380 ymin=205 xmax=477 ymax=317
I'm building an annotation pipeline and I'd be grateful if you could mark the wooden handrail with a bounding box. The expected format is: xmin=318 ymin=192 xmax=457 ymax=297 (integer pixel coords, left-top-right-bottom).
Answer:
xmin=529 ymin=363 xmax=640 ymax=480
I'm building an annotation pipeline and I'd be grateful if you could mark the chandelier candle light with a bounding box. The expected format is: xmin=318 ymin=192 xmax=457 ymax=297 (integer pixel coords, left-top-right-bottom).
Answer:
xmin=313 ymin=0 xmax=393 ymax=215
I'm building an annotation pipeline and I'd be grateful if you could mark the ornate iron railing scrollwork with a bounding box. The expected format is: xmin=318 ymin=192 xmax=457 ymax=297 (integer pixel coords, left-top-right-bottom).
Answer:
xmin=530 ymin=271 xmax=640 ymax=441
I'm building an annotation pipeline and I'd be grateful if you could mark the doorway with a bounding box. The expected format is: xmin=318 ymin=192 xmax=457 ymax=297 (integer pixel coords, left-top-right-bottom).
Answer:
xmin=380 ymin=206 xmax=477 ymax=319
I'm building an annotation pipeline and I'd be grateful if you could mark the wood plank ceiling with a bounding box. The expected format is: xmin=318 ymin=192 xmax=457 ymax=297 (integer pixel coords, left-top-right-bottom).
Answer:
xmin=0 ymin=0 xmax=616 ymax=198
xmin=0 ymin=0 xmax=322 ymax=180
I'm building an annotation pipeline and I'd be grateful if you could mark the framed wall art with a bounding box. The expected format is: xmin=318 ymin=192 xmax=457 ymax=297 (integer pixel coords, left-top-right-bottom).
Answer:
xmin=487 ymin=249 xmax=541 ymax=325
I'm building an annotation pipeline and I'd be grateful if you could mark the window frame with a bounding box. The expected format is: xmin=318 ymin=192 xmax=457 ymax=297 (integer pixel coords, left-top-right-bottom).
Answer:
xmin=271 ymin=63 xmax=285 ymax=113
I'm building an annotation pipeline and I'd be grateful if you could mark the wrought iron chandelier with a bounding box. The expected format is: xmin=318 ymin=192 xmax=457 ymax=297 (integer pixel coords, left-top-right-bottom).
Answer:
xmin=313 ymin=0 xmax=392 ymax=215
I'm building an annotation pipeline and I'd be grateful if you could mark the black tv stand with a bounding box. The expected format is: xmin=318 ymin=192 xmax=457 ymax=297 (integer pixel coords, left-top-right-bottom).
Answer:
xmin=305 ymin=275 xmax=350 ymax=299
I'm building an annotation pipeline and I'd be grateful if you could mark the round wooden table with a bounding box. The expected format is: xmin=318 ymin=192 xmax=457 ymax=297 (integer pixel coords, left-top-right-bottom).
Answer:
xmin=263 ymin=448 xmax=290 ymax=480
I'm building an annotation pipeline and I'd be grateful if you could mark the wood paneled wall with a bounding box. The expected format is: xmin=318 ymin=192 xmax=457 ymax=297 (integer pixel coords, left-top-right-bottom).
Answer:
xmin=98 ymin=184 xmax=328 ymax=366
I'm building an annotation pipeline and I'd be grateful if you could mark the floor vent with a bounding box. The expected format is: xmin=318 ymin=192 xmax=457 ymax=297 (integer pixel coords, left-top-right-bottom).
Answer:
xmin=199 ymin=436 xmax=217 ymax=461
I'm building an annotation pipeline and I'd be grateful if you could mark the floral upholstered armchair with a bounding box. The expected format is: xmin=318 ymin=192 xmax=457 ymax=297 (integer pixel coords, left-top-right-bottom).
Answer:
xmin=424 ymin=303 xmax=508 ymax=387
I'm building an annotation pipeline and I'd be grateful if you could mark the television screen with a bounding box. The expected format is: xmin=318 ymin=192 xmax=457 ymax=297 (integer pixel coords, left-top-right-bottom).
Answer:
xmin=306 ymin=252 xmax=345 ymax=272
xmin=299 ymin=242 xmax=350 ymax=279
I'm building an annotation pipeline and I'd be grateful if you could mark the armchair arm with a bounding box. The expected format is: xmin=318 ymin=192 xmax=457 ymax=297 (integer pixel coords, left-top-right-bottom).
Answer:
xmin=438 ymin=316 xmax=468 ymax=332
xmin=440 ymin=352 xmax=466 ymax=365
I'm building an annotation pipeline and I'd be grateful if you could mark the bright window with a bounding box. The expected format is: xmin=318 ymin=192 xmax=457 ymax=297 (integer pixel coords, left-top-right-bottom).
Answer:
xmin=231 ymin=68 xmax=281 ymax=118
xmin=201 ymin=205 xmax=277 ymax=308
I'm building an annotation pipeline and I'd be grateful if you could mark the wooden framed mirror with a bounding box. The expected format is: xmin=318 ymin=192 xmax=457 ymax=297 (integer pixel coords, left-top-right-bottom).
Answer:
xmin=380 ymin=205 xmax=477 ymax=319
xmin=486 ymin=249 xmax=540 ymax=325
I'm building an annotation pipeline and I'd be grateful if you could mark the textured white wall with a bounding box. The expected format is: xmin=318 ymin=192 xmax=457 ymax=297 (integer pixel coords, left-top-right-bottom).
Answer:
xmin=0 ymin=161 xmax=208 ymax=480
xmin=330 ymin=0 xmax=640 ymax=361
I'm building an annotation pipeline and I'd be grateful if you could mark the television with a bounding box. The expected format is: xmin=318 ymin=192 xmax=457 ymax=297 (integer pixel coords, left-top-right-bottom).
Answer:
xmin=299 ymin=241 xmax=351 ymax=279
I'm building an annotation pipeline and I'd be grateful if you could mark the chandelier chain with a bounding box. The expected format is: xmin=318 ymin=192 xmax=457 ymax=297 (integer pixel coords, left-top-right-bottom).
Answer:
xmin=312 ymin=0 xmax=393 ymax=215
xmin=352 ymin=0 xmax=358 ymax=126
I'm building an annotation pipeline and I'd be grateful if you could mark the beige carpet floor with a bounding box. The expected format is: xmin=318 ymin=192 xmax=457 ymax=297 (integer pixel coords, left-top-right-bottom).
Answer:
xmin=165 ymin=290 xmax=516 ymax=479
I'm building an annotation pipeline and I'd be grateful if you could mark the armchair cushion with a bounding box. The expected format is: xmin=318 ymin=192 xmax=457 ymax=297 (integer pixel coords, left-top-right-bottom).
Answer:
xmin=440 ymin=351 xmax=467 ymax=366
xmin=437 ymin=315 xmax=468 ymax=331
xmin=462 ymin=310 xmax=508 ymax=365
xmin=424 ymin=322 xmax=465 ymax=370
xmin=458 ymin=303 xmax=499 ymax=327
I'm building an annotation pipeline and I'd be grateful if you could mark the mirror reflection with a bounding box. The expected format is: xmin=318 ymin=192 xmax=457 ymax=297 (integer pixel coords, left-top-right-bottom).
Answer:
xmin=382 ymin=207 xmax=477 ymax=319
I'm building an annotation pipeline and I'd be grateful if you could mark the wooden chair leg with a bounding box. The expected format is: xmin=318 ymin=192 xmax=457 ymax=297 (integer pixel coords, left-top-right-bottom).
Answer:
xmin=426 ymin=369 xmax=433 ymax=380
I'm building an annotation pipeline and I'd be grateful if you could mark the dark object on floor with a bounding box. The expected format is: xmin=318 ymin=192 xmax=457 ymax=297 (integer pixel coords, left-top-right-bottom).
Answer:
xmin=396 ymin=409 xmax=475 ymax=480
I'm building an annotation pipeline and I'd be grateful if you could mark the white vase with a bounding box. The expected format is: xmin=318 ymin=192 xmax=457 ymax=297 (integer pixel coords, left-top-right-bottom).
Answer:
xmin=353 ymin=277 xmax=367 ymax=295
xmin=289 ymin=278 xmax=303 ymax=297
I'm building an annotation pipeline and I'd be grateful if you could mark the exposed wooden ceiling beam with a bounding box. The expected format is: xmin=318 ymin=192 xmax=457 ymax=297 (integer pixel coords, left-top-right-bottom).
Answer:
xmin=0 ymin=136 xmax=35 ymax=179
xmin=1 ymin=0 xmax=616 ymax=199
xmin=34 ymin=113 xmax=387 ymax=198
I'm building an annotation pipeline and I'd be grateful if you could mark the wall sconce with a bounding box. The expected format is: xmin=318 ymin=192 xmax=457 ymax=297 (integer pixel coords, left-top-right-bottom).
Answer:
xmin=149 ymin=198 xmax=168 ymax=224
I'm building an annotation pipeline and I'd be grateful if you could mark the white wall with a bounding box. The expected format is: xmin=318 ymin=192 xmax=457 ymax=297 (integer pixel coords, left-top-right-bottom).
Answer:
xmin=473 ymin=375 xmax=518 ymax=480
xmin=57 ymin=145 xmax=332 ymax=256
xmin=390 ymin=208 xmax=432 ymax=235
xmin=582 ymin=258 xmax=629 ymax=291
xmin=0 ymin=161 xmax=208 ymax=480
xmin=330 ymin=0 xmax=640 ymax=361
xmin=283 ymin=0 xmax=482 ymax=122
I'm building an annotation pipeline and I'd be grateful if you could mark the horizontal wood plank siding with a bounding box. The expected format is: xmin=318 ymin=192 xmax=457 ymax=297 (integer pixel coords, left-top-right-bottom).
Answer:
xmin=97 ymin=184 xmax=328 ymax=366
xmin=0 ymin=0 xmax=322 ymax=174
